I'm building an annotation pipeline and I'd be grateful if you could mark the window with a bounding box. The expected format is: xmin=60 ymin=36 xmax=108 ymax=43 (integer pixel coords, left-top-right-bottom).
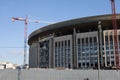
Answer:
xmin=58 ymin=42 xmax=60 ymax=47
xmin=111 ymin=51 xmax=114 ymax=54
xmin=111 ymin=56 xmax=114 ymax=59
xmin=106 ymin=51 xmax=109 ymax=54
xmin=94 ymin=37 xmax=97 ymax=42
xmin=82 ymin=38 xmax=84 ymax=46
xmin=78 ymin=38 xmax=80 ymax=44
xmin=68 ymin=40 xmax=70 ymax=46
xmin=86 ymin=38 xmax=88 ymax=43
xmin=55 ymin=42 xmax=57 ymax=47
xmin=62 ymin=41 xmax=63 ymax=46
xmin=107 ymin=57 xmax=110 ymax=61
xmin=110 ymin=35 xmax=113 ymax=41
xmin=65 ymin=40 xmax=67 ymax=46
xmin=90 ymin=37 xmax=92 ymax=43
xmin=110 ymin=45 xmax=113 ymax=49
xmin=105 ymin=36 xmax=108 ymax=42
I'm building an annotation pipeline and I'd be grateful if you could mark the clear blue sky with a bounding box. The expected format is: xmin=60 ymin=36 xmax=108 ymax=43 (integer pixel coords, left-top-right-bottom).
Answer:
xmin=0 ymin=0 xmax=120 ymax=65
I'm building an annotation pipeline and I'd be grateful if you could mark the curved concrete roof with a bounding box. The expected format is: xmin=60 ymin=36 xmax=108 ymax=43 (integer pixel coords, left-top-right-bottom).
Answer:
xmin=28 ymin=14 xmax=120 ymax=45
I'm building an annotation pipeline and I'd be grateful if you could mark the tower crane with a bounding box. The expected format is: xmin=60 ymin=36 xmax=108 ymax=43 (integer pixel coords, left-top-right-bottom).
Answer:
xmin=110 ymin=0 xmax=120 ymax=69
xmin=12 ymin=16 xmax=54 ymax=68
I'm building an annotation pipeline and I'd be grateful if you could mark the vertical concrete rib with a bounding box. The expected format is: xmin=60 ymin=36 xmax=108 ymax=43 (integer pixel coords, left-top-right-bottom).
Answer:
xmin=73 ymin=28 xmax=77 ymax=68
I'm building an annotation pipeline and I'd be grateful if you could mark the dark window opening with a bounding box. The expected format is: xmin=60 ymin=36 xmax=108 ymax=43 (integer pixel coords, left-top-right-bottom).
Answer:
xmin=78 ymin=63 xmax=81 ymax=68
xmin=68 ymin=40 xmax=70 ymax=46
xmin=91 ymin=63 xmax=93 ymax=67
xmin=87 ymin=63 xmax=89 ymax=67
xmin=94 ymin=37 xmax=97 ymax=42
xmin=110 ymin=35 xmax=113 ymax=41
xmin=86 ymin=38 xmax=88 ymax=43
xmin=62 ymin=41 xmax=63 ymax=46
xmin=90 ymin=37 xmax=92 ymax=43
xmin=83 ymin=63 xmax=85 ymax=66
xmin=78 ymin=39 xmax=80 ymax=44
xmin=111 ymin=61 xmax=114 ymax=66
xmin=65 ymin=40 xmax=67 ymax=46
xmin=105 ymin=36 xmax=108 ymax=42
xmin=58 ymin=42 xmax=60 ymax=47
xmin=95 ymin=63 xmax=98 ymax=67
xmin=55 ymin=42 xmax=57 ymax=47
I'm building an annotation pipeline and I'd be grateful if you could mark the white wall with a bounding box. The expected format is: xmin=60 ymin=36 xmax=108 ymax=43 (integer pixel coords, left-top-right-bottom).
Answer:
xmin=0 ymin=69 xmax=120 ymax=80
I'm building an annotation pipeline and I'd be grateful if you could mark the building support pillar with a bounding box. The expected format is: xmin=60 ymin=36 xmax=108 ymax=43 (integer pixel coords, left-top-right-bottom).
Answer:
xmin=98 ymin=21 xmax=104 ymax=68
xmin=73 ymin=28 xmax=77 ymax=69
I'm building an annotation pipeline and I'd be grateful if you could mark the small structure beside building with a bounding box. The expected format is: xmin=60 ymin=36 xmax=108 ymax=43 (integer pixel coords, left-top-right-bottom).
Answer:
xmin=0 ymin=62 xmax=20 ymax=69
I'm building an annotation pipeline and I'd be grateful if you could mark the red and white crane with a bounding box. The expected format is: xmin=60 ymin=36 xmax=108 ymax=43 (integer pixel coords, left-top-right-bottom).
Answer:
xmin=12 ymin=16 xmax=54 ymax=67
xmin=110 ymin=0 xmax=120 ymax=69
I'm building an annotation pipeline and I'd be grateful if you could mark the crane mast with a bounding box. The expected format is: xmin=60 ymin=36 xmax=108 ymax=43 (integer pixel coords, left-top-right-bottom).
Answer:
xmin=24 ymin=16 xmax=28 ymax=67
xmin=12 ymin=16 xmax=54 ymax=68
xmin=110 ymin=0 xmax=119 ymax=68
xmin=12 ymin=16 xmax=28 ymax=68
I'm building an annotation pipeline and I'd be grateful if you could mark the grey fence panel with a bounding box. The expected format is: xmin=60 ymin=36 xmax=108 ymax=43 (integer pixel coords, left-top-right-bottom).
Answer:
xmin=0 ymin=69 xmax=120 ymax=80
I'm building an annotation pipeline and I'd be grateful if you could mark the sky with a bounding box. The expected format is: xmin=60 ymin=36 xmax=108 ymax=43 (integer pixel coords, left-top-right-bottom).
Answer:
xmin=0 ymin=0 xmax=120 ymax=65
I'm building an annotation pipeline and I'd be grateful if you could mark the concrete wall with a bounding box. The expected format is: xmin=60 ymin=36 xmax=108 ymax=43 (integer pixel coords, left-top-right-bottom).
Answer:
xmin=29 ymin=43 xmax=39 ymax=68
xmin=0 ymin=69 xmax=120 ymax=80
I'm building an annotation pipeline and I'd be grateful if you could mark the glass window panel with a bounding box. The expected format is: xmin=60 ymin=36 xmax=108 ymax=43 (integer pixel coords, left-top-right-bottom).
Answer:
xmin=94 ymin=37 xmax=97 ymax=42
xmin=105 ymin=36 xmax=108 ymax=42
xmin=78 ymin=38 xmax=80 ymax=44
xmin=68 ymin=40 xmax=70 ymax=46
xmin=90 ymin=37 xmax=92 ymax=43
xmin=86 ymin=38 xmax=88 ymax=43
xmin=82 ymin=38 xmax=84 ymax=43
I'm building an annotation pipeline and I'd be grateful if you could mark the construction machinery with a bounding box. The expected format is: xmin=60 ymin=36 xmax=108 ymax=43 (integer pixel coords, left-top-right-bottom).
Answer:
xmin=12 ymin=16 xmax=54 ymax=68
xmin=110 ymin=0 xmax=120 ymax=69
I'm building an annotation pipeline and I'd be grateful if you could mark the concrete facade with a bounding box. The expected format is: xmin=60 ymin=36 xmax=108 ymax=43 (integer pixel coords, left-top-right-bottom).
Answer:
xmin=28 ymin=14 xmax=120 ymax=69
xmin=76 ymin=31 xmax=99 ymax=68
xmin=53 ymin=35 xmax=73 ymax=68
xmin=103 ymin=29 xmax=120 ymax=67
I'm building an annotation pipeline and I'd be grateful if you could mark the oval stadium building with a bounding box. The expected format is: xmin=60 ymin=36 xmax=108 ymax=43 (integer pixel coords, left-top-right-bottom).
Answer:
xmin=28 ymin=14 xmax=120 ymax=69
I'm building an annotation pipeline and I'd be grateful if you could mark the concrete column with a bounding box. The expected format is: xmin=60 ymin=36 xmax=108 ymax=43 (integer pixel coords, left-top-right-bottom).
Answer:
xmin=98 ymin=21 xmax=103 ymax=68
xmin=73 ymin=28 xmax=77 ymax=68
xmin=76 ymin=38 xmax=78 ymax=68
xmin=57 ymin=42 xmax=59 ymax=67
xmin=92 ymin=37 xmax=95 ymax=67
xmin=37 ymin=42 xmax=40 ymax=68
xmin=80 ymin=38 xmax=83 ymax=68
xmin=49 ymin=38 xmax=54 ymax=68
xmin=70 ymin=39 xmax=73 ymax=69
xmin=104 ymin=32 xmax=107 ymax=67
xmin=109 ymin=31 xmax=112 ymax=67
xmin=88 ymin=37 xmax=90 ymax=68
xmin=84 ymin=38 xmax=87 ymax=68
xmin=63 ymin=41 xmax=65 ymax=67
xmin=66 ymin=40 xmax=68 ymax=68
xmin=59 ymin=41 xmax=61 ymax=67
xmin=53 ymin=41 xmax=55 ymax=68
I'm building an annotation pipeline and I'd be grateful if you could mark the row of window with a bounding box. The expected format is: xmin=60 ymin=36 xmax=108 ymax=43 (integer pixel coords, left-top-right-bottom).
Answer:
xmin=54 ymin=40 xmax=71 ymax=68
xmin=77 ymin=37 xmax=97 ymax=44
xmin=55 ymin=40 xmax=70 ymax=47
xmin=105 ymin=35 xmax=120 ymax=42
